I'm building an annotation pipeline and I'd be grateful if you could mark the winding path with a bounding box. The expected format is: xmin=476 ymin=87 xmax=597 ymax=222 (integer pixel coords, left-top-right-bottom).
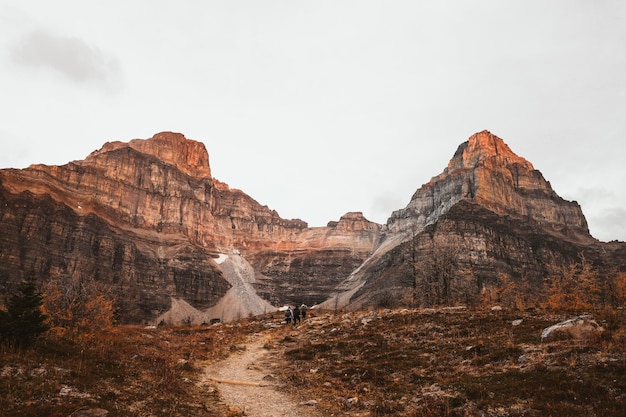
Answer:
xmin=200 ymin=334 xmax=321 ymax=417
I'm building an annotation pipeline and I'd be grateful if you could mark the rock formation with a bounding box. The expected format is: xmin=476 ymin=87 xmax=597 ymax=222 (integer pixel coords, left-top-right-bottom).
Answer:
xmin=387 ymin=131 xmax=589 ymax=239
xmin=0 ymin=130 xmax=624 ymax=323
xmin=322 ymin=131 xmax=625 ymax=310
xmin=541 ymin=316 xmax=605 ymax=343
xmin=0 ymin=132 xmax=381 ymax=322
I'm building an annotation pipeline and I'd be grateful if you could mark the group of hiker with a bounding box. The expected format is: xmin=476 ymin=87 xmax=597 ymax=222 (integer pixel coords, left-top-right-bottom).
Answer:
xmin=284 ymin=304 xmax=308 ymax=325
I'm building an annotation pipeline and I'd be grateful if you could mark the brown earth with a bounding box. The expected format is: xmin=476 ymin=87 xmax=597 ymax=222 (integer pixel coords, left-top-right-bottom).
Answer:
xmin=200 ymin=331 xmax=324 ymax=417
xmin=1 ymin=307 xmax=625 ymax=416
xmin=203 ymin=308 xmax=626 ymax=417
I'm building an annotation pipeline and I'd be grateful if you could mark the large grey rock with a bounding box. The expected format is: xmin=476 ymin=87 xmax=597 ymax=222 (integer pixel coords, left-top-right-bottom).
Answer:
xmin=541 ymin=316 xmax=604 ymax=343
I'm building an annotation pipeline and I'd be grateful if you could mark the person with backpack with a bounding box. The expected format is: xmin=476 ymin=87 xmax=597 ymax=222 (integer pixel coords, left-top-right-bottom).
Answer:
xmin=293 ymin=304 xmax=301 ymax=325
xmin=284 ymin=307 xmax=293 ymax=324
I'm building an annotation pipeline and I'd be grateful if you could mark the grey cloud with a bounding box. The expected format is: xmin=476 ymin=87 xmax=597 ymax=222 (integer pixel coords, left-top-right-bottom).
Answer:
xmin=371 ymin=192 xmax=407 ymax=223
xmin=573 ymin=187 xmax=617 ymax=206
xmin=0 ymin=130 xmax=31 ymax=169
xmin=10 ymin=30 xmax=121 ymax=84
xmin=588 ymin=207 xmax=626 ymax=242
xmin=545 ymin=186 xmax=624 ymax=241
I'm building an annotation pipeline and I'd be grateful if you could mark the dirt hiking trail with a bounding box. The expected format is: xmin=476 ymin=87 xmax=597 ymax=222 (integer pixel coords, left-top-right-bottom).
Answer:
xmin=200 ymin=331 xmax=322 ymax=417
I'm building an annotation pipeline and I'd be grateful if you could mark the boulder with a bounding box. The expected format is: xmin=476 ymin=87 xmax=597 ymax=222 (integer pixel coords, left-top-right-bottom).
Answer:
xmin=541 ymin=316 xmax=604 ymax=343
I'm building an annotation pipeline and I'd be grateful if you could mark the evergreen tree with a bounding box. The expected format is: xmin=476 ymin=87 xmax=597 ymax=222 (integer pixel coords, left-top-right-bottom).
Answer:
xmin=0 ymin=309 xmax=9 ymax=341
xmin=1 ymin=277 xmax=49 ymax=348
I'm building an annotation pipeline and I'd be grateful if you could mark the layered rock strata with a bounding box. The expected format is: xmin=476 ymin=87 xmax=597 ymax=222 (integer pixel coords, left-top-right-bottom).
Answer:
xmin=0 ymin=132 xmax=381 ymax=321
xmin=324 ymin=131 xmax=622 ymax=310
xmin=388 ymin=131 xmax=589 ymax=240
xmin=1 ymin=130 xmax=623 ymax=322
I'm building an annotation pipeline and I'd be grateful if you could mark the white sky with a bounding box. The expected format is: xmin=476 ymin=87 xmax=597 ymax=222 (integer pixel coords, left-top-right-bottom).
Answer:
xmin=1 ymin=1 xmax=625 ymax=242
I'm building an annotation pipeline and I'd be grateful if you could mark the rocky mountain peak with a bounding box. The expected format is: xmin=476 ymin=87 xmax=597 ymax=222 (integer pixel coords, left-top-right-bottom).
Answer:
xmin=448 ymin=130 xmax=534 ymax=173
xmin=326 ymin=212 xmax=379 ymax=231
xmin=2 ymin=129 xmax=620 ymax=325
xmin=88 ymin=131 xmax=212 ymax=179
xmin=388 ymin=131 xmax=589 ymax=239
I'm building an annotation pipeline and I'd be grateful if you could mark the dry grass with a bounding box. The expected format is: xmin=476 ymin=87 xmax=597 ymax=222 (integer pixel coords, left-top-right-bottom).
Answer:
xmin=0 ymin=320 xmax=266 ymax=417
xmin=277 ymin=308 xmax=626 ymax=416
xmin=1 ymin=308 xmax=624 ymax=416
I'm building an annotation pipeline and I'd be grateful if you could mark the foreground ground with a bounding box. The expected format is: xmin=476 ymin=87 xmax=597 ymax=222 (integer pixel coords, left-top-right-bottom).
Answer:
xmin=1 ymin=308 xmax=625 ymax=416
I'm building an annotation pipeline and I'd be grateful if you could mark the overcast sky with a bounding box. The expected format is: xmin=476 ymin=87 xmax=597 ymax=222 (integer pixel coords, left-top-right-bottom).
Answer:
xmin=1 ymin=1 xmax=625 ymax=242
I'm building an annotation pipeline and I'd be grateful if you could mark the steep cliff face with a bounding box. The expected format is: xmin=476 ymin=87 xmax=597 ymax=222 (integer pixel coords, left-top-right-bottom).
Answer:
xmin=0 ymin=187 xmax=230 ymax=322
xmin=1 ymin=130 xmax=623 ymax=322
xmin=0 ymin=132 xmax=381 ymax=322
xmin=328 ymin=131 xmax=623 ymax=310
xmin=387 ymin=131 xmax=589 ymax=242
xmin=346 ymin=201 xmax=597 ymax=310
xmin=2 ymin=132 xmax=309 ymax=251
xmin=249 ymin=212 xmax=382 ymax=307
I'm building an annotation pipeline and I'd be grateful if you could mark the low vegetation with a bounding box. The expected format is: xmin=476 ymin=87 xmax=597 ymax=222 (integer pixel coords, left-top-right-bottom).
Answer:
xmin=1 ymin=259 xmax=625 ymax=416
xmin=277 ymin=307 xmax=626 ymax=416
xmin=0 ymin=320 xmax=267 ymax=417
xmin=1 ymin=307 xmax=624 ymax=416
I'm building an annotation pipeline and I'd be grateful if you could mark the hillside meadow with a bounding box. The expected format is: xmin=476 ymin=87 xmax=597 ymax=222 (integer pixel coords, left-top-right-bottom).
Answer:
xmin=1 ymin=307 xmax=625 ymax=416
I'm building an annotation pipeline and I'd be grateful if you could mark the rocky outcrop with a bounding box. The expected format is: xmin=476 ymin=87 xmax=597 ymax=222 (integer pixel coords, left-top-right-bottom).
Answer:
xmin=0 ymin=186 xmax=230 ymax=322
xmin=1 ymin=130 xmax=624 ymax=322
xmin=249 ymin=212 xmax=382 ymax=307
xmin=2 ymin=132 xmax=309 ymax=252
xmin=388 ymin=131 xmax=589 ymax=242
xmin=340 ymin=199 xmax=602 ymax=310
xmin=0 ymin=132 xmax=381 ymax=322
xmin=326 ymin=131 xmax=624 ymax=310
xmin=541 ymin=316 xmax=605 ymax=342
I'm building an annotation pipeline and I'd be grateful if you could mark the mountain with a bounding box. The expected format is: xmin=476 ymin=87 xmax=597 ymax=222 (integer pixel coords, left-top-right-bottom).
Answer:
xmin=326 ymin=130 xmax=625 ymax=309
xmin=388 ymin=130 xmax=588 ymax=237
xmin=0 ymin=132 xmax=381 ymax=323
xmin=0 ymin=130 xmax=624 ymax=323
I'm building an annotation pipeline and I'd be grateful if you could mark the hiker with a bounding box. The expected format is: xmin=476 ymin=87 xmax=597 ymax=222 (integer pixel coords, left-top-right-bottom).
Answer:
xmin=284 ymin=307 xmax=293 ymax=324
xmin=300 ymin=303 xmax=308 ymax=320
xmin=293 ymin=304 xmax=301 ymax=325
